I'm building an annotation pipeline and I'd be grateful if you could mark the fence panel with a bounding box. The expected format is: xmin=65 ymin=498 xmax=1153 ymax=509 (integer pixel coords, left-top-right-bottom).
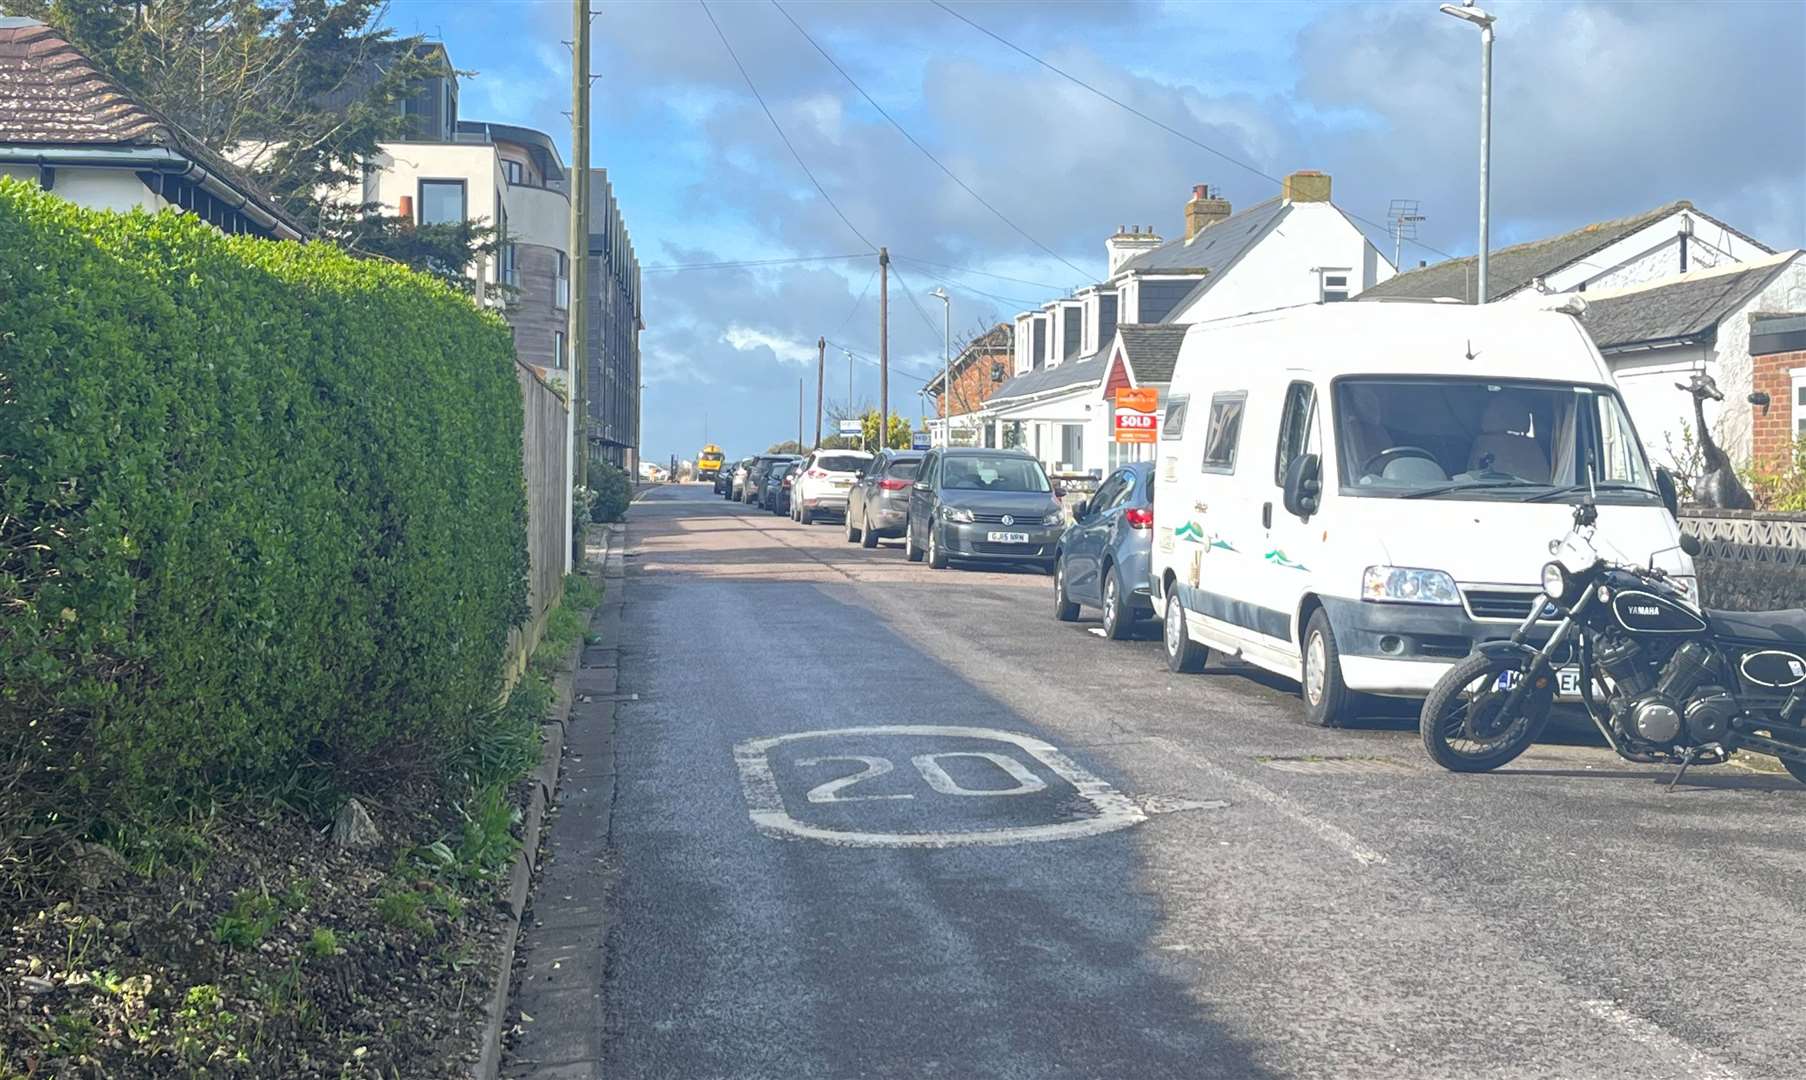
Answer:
xmin=509 ymin=363 xmax=571 ymax=673
xmin=1680 ymin=509 xmax=1806 ymax=610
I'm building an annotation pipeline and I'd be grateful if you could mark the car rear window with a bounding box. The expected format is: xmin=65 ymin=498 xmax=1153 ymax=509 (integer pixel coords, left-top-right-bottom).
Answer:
xmin=816 ymin=454 xmax=869 ymax=473
xmin=884 ymin=460 xmax=921 ymax=481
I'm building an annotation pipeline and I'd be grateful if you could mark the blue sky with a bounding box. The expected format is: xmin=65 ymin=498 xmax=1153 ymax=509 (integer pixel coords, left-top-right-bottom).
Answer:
xmin=397 ymin=0 xmax=1806 ymax=465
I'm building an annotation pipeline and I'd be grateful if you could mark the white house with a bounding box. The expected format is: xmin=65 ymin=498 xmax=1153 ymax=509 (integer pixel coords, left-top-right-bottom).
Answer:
xmin=0 ymin=17 xmax=304 ymax=240
xmin=978 ymin=171 xmax=1394 ymax=474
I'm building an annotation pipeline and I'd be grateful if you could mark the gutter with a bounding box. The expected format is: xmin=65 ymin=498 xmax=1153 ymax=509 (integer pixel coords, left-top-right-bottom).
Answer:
xmin=0 ymin=146 xmax=304 ymax=240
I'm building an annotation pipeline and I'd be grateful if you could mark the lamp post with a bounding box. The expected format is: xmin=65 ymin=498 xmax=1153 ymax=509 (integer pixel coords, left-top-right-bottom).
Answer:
xmin=1440 ymin=1 xmax=1495 ymax=304
xmin=930 ymin=286 xmax=950 ymax=446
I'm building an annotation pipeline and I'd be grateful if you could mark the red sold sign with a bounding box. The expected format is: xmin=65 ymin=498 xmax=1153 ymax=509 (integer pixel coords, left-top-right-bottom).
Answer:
xmin=1113 ymin=387 xmax=1159 ymax=443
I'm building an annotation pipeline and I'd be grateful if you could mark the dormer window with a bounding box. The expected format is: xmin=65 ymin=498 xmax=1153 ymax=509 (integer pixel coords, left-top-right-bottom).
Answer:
xmin=1316 ymin=267 xmax=1351 ymax=304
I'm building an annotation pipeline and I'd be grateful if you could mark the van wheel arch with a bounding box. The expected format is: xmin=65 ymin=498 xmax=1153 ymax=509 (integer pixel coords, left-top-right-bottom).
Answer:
xmin=1294 ymin=594 xmax=1324 ymax=652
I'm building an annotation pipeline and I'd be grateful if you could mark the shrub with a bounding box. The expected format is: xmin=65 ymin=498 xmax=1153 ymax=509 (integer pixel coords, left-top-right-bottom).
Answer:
xmin=587 ymin=462 xmax=632 ymax=522
xmin=0 ymin=178 xmax=530 ymax=872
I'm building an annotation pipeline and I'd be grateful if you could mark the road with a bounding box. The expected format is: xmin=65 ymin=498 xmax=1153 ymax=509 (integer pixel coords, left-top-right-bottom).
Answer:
xmin=584 ymin=483 xmax=1806 ymax=1080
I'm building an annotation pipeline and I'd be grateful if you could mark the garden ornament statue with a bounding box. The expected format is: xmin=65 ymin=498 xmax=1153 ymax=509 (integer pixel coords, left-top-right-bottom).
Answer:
xmin=1676 ymin=372 xmax=1754 ymax=510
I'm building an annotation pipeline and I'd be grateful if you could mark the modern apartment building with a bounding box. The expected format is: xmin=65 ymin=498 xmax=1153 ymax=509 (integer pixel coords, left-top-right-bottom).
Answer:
xmin=587 ymin=169 xmax=643 ymax=472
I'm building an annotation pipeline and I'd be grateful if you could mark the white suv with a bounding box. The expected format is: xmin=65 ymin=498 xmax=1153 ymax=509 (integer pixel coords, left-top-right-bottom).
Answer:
xmin=791 ymin=449 xmax=873 ymax=525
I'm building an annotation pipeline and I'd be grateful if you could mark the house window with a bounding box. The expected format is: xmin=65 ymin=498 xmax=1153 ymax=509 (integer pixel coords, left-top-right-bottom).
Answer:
xmin=1059 ymin=424 xmax=1085 ymax=471
xmin=554 ymin=330 xmax=567 ymax=368
xmin=417 ymin=179 xmax=466 ymax=225
xmin=1318 ymin=267 xmax=1351 ymax=303
xmin=1793 ymin=369 xmax=1806 ymax=438
xmin=1201 ymin=392 xmax=1247 ymax=473
xmin=504 ymin=159 xmax=525 ymax=185
xmin=554 ymin=251 xmax=570 ymax=309
xmin=500 ymin=242 xmax=520 ymax=288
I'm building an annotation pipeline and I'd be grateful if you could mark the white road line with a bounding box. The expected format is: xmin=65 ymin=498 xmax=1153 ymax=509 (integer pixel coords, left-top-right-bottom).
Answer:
xmin=1580 ymin=1000 xmax=1744 ymax=1080
xmin=1149 ymin=734 xmax=1388 ymax=866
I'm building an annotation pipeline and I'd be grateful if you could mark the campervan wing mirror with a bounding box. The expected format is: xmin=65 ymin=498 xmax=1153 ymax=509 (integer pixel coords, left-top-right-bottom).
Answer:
xmin=1654 ymin=466 xmax=1680 ymax=519
xmin=1282 ymin=453 xmax=1322 ymax=519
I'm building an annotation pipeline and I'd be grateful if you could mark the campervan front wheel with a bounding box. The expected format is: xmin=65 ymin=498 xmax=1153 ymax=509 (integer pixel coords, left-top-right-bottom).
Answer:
xmin=1301 ymin=609 xmax=1359 ymax=728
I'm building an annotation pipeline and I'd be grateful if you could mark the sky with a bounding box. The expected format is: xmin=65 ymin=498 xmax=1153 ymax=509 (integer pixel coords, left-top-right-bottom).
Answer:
xmin=397 ymin=0 xmax=1806 ymax=466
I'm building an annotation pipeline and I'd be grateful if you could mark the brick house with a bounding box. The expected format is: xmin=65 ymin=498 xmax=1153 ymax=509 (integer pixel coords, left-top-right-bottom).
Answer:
xmin=1751 ymin=315 xmax=1806 ymax=471
xmin=925 ymin=323 xmax=1012 ymax=446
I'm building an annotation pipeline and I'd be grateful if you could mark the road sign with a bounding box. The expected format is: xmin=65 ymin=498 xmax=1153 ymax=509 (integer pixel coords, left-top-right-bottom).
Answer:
xmin=1113 ymin=387 xmax=1158 ymax=444
xmin=838 ymin=418 xmax=863 ymax=436
xmin=911 ymin=431 xmax=932 ymax=450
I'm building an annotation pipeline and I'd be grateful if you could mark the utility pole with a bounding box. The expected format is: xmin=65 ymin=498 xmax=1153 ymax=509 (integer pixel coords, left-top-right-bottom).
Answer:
xmin=878 ymin=246 xmax=889 ymax=449
xmin=930 ymin=287 xmax=950 ymax=447
xmin=569 ymin=0 xmax=592 ymax=488
xmin=797 ymin=378 xmax=804 ymax=452
xmin=1440 ymin=2 xmax=1495 ymax=303
xmin=814 ymin=337 xmax=825 ymax=449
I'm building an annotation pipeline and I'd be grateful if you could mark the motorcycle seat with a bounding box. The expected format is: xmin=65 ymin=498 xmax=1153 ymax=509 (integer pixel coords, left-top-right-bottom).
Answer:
xmin=1708 ymin=608 xmax=1806 ymax=645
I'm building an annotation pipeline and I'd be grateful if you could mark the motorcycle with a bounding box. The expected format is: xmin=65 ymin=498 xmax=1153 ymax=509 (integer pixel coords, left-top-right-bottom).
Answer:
xmin=1419 ymin=496 xmax=1806 ymax=786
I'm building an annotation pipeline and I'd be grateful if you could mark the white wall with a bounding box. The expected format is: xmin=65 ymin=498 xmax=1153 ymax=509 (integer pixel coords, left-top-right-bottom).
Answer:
xmin=365 ymin=142 xmax=505 ymax=297
xmin=1542 ymin=209 xmax=1772 ymax=296
xmin=1170 ymin=202 xmax=1391 ymax=324
xmin=2 ymin=165 xmax=165 ymax=214
xmin=503 ymin=182 xmax=568 ymax=251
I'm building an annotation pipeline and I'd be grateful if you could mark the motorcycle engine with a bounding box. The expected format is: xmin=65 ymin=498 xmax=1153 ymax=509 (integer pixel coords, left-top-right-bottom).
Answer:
xmin=1624 ymin=641 xmax=1724 ymax=745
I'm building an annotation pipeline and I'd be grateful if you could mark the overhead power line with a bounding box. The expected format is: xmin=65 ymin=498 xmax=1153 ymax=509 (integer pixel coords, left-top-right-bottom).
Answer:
xmin=643 ymin=253 xmax=870 ymax=273
xmin=699 ymin=0 xmax=877 ymax=253
xmin=927 ymin=0 xmax=1458 ymax=264
xmin=825 ymin=338 xmax=934 ymax=386
xmin=773 ymin=0 xmax=1093 ymax=282
xmin=832 ymin=267 xmax=879 ymax=336
xmin=889 ymin=254 xmax=1065 ymax=291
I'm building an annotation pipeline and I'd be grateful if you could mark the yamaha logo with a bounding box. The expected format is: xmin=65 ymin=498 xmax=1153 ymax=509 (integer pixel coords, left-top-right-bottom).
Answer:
xmin=1000 ymin=515 xmax=1014 ymax=526
xmin=1628 ymin=605 xmax=1660 ymax=616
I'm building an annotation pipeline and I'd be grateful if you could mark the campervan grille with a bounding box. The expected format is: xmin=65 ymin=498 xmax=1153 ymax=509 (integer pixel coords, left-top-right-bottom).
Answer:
xmin=1462 ymin=588 xmax=1550 ymax=622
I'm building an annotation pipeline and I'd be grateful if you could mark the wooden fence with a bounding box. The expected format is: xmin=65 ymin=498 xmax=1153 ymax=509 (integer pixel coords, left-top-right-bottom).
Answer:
xmin=507 ymin=362 xmax=571 ymax=677
xmin=1680 ymin=508 xmax=1806 ymax=610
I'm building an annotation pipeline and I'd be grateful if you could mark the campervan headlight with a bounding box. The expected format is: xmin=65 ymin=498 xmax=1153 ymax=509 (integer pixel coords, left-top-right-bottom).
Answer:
xmin=1361 ymin=566 xmax=1460 ymax=606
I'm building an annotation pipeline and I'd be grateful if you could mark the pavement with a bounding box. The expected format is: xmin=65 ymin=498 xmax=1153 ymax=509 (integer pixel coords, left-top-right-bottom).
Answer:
xmin=504 ymin=482 xmax=1806 ymax=1080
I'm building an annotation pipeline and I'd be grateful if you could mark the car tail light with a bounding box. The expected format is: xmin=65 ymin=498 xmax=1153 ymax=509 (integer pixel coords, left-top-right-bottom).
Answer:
xmin=1126 ymin=507 xmax=1153 ymax=529
xmin=782 ymin=476 xmax=794 ymax=488
xmin=879 ymin=478 xmax=910 ymax=491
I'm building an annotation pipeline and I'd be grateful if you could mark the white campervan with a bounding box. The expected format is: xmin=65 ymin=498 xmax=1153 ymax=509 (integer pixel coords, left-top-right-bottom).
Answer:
xmin=1151 ymin=300 xmax=1693 ymax=727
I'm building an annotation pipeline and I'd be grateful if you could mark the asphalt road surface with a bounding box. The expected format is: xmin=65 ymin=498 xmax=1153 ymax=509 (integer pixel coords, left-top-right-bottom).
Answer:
xmin=596 ymin=482 xmax=1806 ymax=1080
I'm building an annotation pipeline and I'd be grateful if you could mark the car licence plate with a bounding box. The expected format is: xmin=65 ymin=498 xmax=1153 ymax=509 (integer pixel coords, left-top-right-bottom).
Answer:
xmin=987 ymin=531 xmax=1030 ymax=543
xmin=833 ymin=479 xmax=851 ymax=488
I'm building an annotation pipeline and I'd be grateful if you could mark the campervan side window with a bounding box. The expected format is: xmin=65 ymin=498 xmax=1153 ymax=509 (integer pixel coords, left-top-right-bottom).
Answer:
xmin=1200 ymin=392 xmax=1246 ymax=474
xmin=1162 ymin=396 xmax=1188 ymax=440
xmin=1274 ymin=381 xmax=1318 ymax=485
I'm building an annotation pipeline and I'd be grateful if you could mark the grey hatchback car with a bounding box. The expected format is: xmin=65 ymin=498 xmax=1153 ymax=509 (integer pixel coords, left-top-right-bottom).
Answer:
xmin=1054 ymin=461 xmax=1154 ymax=639
xmin=845 ymin=449 xmax=924 ymax=547
xmin=904 ymin=448 xmax=1063 ymax=572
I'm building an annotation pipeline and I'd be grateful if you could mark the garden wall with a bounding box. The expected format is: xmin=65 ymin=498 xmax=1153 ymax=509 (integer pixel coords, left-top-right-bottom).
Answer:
xmin=1681 ymin=509 xmax=1806 ymax=610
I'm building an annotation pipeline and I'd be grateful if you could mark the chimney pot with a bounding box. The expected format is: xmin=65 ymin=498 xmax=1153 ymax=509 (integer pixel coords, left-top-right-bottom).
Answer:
xmin=398 ymin=194 xmax=414 ymax=221
xmin=1192 ymin=184 xmax=1208 ymax=200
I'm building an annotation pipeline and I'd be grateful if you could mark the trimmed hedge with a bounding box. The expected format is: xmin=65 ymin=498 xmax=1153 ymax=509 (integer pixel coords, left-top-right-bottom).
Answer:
xmin=0 ymin=178 xmax=528 ymax=831
xmin=588 ymin=461 xmax=632 ymax=522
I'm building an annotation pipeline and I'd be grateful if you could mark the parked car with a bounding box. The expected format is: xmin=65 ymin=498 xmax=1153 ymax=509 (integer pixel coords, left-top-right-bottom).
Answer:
xmin=1055 ymin=462 xmax=1155 ymax=639
xmin=846 ymin=450 xmax=924 ymax=548
xmin=719 ymin=457 xmax=750 ymax=497
xmin=791 ymin=449 xmax=872 ymax=524
xmin=904 ymin=448 xmax=1064 ymax=572
xmin=743 ymin=455 xmax=796 ymax=506
xmin=1150 ymin=300 xmax=1691 ymax=728
xmin=769 ymin=460 xmax=804 ymax=515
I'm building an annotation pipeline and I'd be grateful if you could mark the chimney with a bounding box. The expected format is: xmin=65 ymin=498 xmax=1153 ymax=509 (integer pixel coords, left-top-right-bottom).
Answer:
xmin=1105 ymin=224 xmax=1163 ymax=276
xmin=1282 ymin=170 xmax=1331 ymax=204
xmin=398 ymin=194 xmax=415 ymax=222
xmin=1185 ymin=184 xmax=1232 ymax=240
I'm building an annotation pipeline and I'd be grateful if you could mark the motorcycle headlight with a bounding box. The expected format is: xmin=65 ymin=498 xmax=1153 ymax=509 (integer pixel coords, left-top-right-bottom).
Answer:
xmin=1671 ymin=574 xmax=1700 ymax=607
xmin=1361 ymin=566 xmax=1460 ymax=605
xmin=1540 ymin=561 xmax=1569 ymax=600
xmin=1040 ymin=509 xmax=1066 ymax=526
xmin=943 ymin=506 xmax=975 ymax=524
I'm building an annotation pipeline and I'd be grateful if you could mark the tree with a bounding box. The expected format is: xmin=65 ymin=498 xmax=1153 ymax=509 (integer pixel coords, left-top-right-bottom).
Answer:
xmin=14 ymin=0 xmax=486 ymax=276
xmin=766 ymin=440 xmax=806 ymax=454
xmin=862 ymin=410 xmax=913 ymax=451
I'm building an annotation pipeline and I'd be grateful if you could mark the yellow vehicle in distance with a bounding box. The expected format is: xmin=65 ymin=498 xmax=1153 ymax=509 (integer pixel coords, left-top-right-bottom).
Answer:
xmin=697 ymin=444 xmax=726 ymax=480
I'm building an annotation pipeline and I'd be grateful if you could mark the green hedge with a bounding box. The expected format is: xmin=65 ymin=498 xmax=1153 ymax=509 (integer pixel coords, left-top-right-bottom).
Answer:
xmin=0 ymin=178 xmax=528 ymax=833
xmin=588 ymin=461 xmax=632 ymax=522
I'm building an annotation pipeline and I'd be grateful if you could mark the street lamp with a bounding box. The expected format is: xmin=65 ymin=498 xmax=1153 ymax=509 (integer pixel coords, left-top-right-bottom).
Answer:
xmin=929 ymin=287 xmax=950 ymax=446
xmin=1440 ymin=0 xmax=1495 ymax=304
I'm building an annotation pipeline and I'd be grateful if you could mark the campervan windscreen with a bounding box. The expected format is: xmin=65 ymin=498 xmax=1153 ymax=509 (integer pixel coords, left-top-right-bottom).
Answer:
xmin=1332 ymin=377 xmax=1658 ymax=501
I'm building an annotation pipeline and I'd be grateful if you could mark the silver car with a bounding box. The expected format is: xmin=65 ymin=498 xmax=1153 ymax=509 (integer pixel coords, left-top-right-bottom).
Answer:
xmin=904 ymin=448 xmax=1063 ymax=573
xmin=845 ymin=450 xmax=924 ymax=547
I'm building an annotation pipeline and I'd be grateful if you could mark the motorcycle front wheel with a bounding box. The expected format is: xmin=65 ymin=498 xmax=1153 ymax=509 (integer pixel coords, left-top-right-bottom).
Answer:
xmin=1419 ymin=651 xmax=1556 ymax=773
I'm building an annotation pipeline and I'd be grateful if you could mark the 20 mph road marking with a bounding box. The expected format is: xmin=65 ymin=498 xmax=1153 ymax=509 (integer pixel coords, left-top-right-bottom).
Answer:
xmin=734 ymin=725 xmax=1146 ymax=848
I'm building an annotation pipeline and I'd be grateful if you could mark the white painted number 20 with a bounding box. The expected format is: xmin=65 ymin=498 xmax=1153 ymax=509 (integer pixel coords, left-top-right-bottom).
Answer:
xmin=801 ymin=751 xmax=1049 ymax=803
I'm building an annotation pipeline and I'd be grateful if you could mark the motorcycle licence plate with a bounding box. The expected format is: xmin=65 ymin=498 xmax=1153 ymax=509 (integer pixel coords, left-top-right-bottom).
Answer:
xmin=987 ymin=531 xmax=1030 ymax=543
xmin=1495 ymin=667 xmax=1584 ymax=699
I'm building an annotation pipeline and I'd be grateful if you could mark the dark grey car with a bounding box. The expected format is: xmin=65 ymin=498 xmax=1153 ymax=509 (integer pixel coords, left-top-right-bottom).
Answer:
xmin=845 ymin=450 xmax=924 ymax=548
xmin=904 ymin=448 xmax=1063 ymax=572
xmin=1054 ymin=462 xmax=1154 ymax=639
xmin=742 ymin=455 xmax=797 ymax=507
xmin=767 ymin=461 xmax=803 ymax=515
